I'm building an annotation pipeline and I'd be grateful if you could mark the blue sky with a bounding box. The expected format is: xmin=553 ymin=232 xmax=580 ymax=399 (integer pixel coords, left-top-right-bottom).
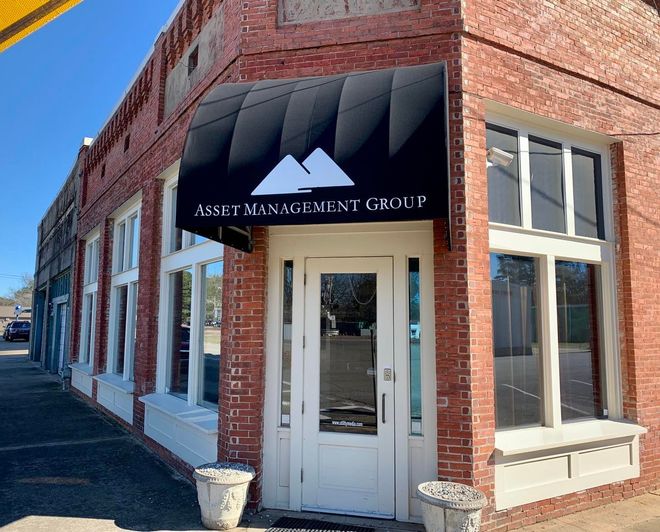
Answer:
xmin=0 ymin=0 xmax=181 ymax=298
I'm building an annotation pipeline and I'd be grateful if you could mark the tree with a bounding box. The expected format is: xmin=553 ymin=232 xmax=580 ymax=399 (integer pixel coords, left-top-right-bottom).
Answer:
xmin=4 ymin=274 xmax=34 ymax=308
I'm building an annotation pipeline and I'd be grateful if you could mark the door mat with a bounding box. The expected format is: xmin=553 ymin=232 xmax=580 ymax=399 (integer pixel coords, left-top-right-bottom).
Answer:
xmin=267 ymin=517 xmax=375 ymax=532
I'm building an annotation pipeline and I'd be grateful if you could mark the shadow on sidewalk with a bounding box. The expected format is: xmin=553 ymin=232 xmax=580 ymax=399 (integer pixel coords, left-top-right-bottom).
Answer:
xmin=0 ymin=354 xmax=204 ymax=531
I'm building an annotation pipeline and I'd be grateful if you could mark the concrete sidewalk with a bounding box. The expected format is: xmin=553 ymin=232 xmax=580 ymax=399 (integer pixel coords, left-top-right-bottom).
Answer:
xmin=0 ymin=350 xmax=203 ymax=531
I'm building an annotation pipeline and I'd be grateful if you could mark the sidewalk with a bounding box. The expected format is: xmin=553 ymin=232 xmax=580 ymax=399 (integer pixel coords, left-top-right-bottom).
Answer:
xmin=0 ymin=348 xmax=203 ymax=531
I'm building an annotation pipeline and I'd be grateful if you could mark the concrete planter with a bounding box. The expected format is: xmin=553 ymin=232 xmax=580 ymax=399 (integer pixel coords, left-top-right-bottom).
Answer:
xmin=416 ymin=481 xmax=487 ymax=532
xmin=193 ymin=461 xmax=255 ymax=530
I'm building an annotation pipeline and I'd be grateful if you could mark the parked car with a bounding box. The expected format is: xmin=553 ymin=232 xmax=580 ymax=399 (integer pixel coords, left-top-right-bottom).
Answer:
xmin=4 ymin=321 xmax=31 ymax=342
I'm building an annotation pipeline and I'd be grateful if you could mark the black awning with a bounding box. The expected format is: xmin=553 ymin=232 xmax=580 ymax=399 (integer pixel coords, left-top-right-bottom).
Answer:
xmin=177 ymin=62 xmax=448 ymax=252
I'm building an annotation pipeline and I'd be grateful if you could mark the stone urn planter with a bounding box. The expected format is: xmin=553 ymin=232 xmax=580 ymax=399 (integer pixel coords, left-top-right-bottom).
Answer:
xmin=193 ymin=461 xmax=255 ymax=530
xmin=416 ymin=481 xmax=487 ymax=532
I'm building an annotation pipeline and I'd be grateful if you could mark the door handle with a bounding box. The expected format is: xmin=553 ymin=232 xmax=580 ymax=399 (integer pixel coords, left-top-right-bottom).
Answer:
xmin=382 ymin=393 xmax=386 ymax=424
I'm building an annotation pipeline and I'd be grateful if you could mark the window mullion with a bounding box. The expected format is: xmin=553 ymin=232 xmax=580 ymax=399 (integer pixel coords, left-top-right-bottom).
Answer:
xmin=519 ymin=132 xmax=533 ymax=229
xmin=599 ymin=246 xmax=622 ymax=419
xmin=188 ymin=266 xmax=202 ymax=406
xmin=563 ymin=146 xmax=575 ymax=236
xmin=539 ymin=255 xmax=562 ymax=428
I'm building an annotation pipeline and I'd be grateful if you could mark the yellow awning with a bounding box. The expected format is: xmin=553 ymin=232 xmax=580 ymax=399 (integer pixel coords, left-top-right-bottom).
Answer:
xmin=1 ymin=0 xmax=83 ymax=53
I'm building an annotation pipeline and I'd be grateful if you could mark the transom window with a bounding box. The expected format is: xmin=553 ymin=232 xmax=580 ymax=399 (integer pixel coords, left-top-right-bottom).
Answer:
xmin=487 ymin=123 xmax=606 ymax=240
xmin=487 ymin=115 xmax=618 ymax=432
xmin=79 ymin=234 xmax=100 ymax=367
xmin=158 ymin=178 xmax=223 ymax=411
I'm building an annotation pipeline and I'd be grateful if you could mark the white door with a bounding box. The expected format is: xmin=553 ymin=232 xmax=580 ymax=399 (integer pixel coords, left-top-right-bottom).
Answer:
xmin=302 ymin=257 xmax=395 ymax=517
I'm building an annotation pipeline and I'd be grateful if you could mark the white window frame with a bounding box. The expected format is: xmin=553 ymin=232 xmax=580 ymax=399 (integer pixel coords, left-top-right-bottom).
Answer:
xmin=487 ymin=112 xmax=622 ymax=429
xmin=79 ymin=230 xmax=100 ymax=368
xmin=106 ymin=197 xmax=141 ymax=382
xmin=156 ymin=171 xmax=224 ymax=409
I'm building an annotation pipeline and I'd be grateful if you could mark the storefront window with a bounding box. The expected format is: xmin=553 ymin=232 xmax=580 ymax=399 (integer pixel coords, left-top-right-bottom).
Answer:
xmin=556 ymin=261 xmax=603 ymax=421
xmin=168 ymin=268 xmax=193 ymax=400
xmin=80 ymin=235 xmax=99 ymax=366
xmin=491 ymin=254 xmax=542 ymax=429
xmin=199 ymin=261 xmax=222 ymax=410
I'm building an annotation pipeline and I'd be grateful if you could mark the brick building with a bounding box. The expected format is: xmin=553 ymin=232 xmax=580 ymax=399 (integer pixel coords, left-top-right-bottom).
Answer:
xmin=65 ymin=1 xmax=658 ymax=529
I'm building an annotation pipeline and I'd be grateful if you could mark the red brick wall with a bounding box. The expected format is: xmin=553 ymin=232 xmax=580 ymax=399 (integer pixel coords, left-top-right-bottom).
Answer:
xmin=218 ymin=226 xmax=269 ymax=508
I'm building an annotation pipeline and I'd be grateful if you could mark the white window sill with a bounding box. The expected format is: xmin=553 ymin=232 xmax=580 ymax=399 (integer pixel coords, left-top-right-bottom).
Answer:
xmin=93 ymin=373 xmax=135 ymax=395
xmin=139 ymin=393 xmax=218 ymax=435
xmin=69 ymin=363 xmax=94 ymax=376
xmin=495 ymin=419 xmax=647 ymax=457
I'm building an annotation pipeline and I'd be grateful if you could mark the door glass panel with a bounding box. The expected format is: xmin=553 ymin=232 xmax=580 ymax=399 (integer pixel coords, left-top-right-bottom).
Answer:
xmin=319 ymin=273 xmax=377 ymax=435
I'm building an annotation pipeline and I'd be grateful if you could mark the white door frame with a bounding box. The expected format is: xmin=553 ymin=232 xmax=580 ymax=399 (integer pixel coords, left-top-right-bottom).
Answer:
xmin=263 ymin=222 xmax=437 ymax=522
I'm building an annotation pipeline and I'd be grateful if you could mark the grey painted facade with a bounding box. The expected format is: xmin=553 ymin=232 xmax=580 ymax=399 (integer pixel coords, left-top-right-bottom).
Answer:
xmin=31 ymin=145 xmax=85 ymax=374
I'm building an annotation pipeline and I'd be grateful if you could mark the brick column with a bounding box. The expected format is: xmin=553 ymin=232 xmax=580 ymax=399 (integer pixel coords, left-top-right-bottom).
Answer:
xmin=433 ymin=86 xmax=496 ymax=503
xmin=218 ymin=226 xmax=268 ymax=508
xmin=92 ymin=217 xmax=115 ymax=398
xmin=133 ymin=178 xmax=164 ymax=432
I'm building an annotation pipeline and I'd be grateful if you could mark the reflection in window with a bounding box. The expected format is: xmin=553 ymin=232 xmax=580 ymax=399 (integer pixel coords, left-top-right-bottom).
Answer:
xmin=572 ymin=149 xmax=604 ymax=239
xmin=168 ymin=268 xmax=193 ymax=400
xmin=199 ymin=261 xmax=222 ymax=410
xmin=530 ymin=136 xmax=565 ymax=233
xmin=114 ymin=285 xmax=128 ymax=375
xmin=116 ymin=222 xmax=126 ymax=272
xmin=170 ymin=187 xmax=183 ymax=253
xmin=81 ymin=292 xmax=96 ymax=365
xmin=128 ymin=214 xmax=139 ymax=269
xmin=319 ymin=273 xmax=377 ymax=434
xmin=556 ymin=261 xmax=603 ymax=421
xmin=487 ymin=124 xmax=521 ymax=226
xmin=280 ymin=261 xmax=293 ymax=426
xmin=408 ymin=258 xmax=422 ymax=435
xmin=491 ymin=254 xmax=542 ymax=428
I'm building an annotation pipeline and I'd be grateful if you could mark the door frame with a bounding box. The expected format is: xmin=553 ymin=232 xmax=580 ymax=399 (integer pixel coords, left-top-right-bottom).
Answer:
xmin=263 ymin=221 xmax=437 ymax=522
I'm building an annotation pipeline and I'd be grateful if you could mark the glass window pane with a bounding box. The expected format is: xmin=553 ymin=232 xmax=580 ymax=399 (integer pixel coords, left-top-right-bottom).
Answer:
xmin=556 ymin=261 xmax=603 ymax=421
xmin=320 ymin=273 xmax=377 ymax=434
xmin=487 ymin=124 xmax=521 ymax=226
xmin=280 ymin=261 xmax=293 ymax=426
xmin=199 ymin=261 xmax=222 ymax=410
xmin=90 ymin=240 xmax=99 ymax=282
xmin=572 ymin=149 xmax=604 ymax=239
xmin=127 ymin=282 xmax=138 ymax=381
xmin=170 ymin=187 xmax=183 ymax=253
xmin=168 ymin=269 xmax=193 ymax=400
xmin=408 ymin=258 xmax=422 ymax=435
xmin=81 ymin=292 xmax=95 ymax=364
xmin=114 ymin=285 xmax=128 ymax=375
xmin=491 ymin=254 xmax=542 ymax=429
xmin=530 ymin=136 xmax=565 ymax=233
xmin=128 ymin=214 xmax=139 ymax=269
xmin=116 ymin=222 xmax=126 ymax=272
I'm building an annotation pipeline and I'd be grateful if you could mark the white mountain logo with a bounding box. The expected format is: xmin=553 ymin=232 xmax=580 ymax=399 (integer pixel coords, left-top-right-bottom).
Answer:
xmin=251 ymin=148 xmax=355 ymax=196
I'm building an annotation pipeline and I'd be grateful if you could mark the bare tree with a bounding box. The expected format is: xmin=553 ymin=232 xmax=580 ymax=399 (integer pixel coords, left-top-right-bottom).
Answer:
xmin=5 ymin=274 xmax=34 ymax=308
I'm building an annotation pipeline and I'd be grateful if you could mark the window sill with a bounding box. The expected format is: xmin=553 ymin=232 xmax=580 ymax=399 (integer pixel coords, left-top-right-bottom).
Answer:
xmin=139 ymin=393 xmax=218 ymax=435
xmin=495 ymin=419 xmax=647 ymax=457
xmin=93 ymin=373 xmax=135 ymax=395
xmin=69 ymin=363 xmax=94 ymax=376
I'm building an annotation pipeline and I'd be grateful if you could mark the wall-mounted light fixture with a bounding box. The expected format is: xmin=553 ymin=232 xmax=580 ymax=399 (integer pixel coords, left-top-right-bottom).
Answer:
xmin=486 ymin=147 xmax=514 ymax=168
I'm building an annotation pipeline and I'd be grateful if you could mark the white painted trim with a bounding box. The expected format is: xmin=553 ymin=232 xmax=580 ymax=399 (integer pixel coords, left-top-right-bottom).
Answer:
xmin=94 ymin=372 xmax=135 ymax=394
xmin=495 ymin=419 xmax=646 ymax=456
xmin=94 ymin=373 xmax=134 ymax=424
xmin=562 ymin=145 xmax=576 ymax=236
xmin=264 ymin=222 xmax=436 ymax=522
xmin=518 ymin=132 xmax=532 ymax=229
xmin=51 ymin=294 xmax=69 ymax=305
